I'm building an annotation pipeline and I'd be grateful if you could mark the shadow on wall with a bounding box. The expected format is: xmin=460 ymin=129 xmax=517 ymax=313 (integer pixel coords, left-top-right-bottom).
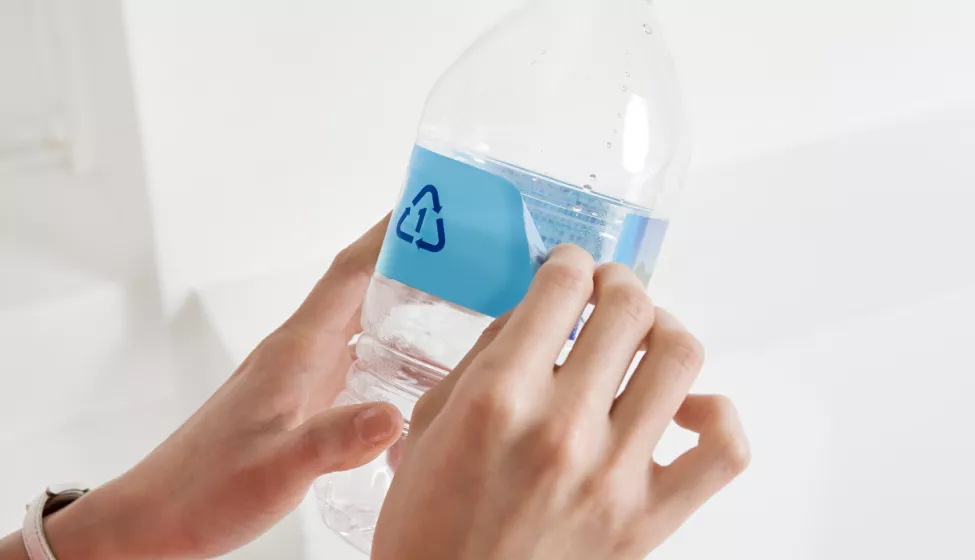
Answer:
xmin=0 ymin=0 xmax=160 ymax=294
xmin=168 ymin=292 xmax=239 ymax=403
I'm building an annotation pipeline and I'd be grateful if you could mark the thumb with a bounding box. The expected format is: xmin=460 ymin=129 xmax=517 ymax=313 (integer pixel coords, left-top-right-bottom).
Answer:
xmin=288 ymin=403 xmax=404 ymax=475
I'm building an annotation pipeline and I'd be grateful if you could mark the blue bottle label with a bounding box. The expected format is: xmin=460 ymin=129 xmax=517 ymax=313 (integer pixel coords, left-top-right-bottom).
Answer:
xmin=377 ymin=147 xmax=544 ymax=318
xmin=377 ymin=145 xmax=671 ymax=319
xmin=612 ymin=214 xmax=670 ymax=286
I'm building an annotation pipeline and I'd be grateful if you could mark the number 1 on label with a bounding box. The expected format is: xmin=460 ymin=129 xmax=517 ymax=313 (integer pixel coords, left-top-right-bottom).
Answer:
xmin=415 ymin=207 xmax=427 ymax=233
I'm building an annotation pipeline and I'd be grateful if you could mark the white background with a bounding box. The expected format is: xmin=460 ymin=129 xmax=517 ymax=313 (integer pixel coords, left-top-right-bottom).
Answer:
xmin=2 ymin=0 xmax=974 ymax=558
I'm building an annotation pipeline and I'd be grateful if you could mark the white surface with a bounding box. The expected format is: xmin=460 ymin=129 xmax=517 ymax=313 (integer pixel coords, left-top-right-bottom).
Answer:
xmin=0 ymin=0 xmax=166 ymax=542
xmin=195 ymin=259 xmax=332 ymax=366
xmin=651 ymin=100 xmax=975 ymax=358
xmin=0 ymin=241 xmax=129 ymax=439
xmin=0 ymin=0 xmax=156 ymax=281
xmin=124 ymin=0 xmax=522 ymax=311
xmin=0 ymin=241 xmax=172 ymax=532
xmin=658 ymin=286 xmax=975 ymax=559
xmin=657 ymin=0 xmax=975 ymax=167
xmin=0 ymin=0 xmax=72 ymax=163
xmin=0 ymin=240 xmax=102 ymax=310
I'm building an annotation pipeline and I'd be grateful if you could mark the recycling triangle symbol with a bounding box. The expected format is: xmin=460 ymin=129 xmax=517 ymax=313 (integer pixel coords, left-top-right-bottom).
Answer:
xmin=396 ymin=184 xmax=446 ymax=253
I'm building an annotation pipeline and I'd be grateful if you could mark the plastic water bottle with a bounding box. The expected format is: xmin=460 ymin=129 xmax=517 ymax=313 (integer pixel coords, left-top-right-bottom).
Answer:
xmin=314 ymin=0 xmax=688 ymax=553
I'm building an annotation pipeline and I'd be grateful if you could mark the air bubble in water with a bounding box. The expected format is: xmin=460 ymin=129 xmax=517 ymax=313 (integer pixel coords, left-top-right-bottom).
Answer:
xmin=572 ymin=204 xmax=583 ymax=213
xmin=616 ymin=113 xmax=622 ymax=119
xmin=606 ymin=141 xmax=613 ymax=149
xmin=625 ymin=71 xmax=631 ymax=78
xmin=582 ymin=184 xmax=593 ymax=192
xmin=622 ymin=85 xmax=628 ymax=92
xmin=643 ymin=23 xmax=653 ymax=35
xmin=589 ymin=173 xmax=597 ymax=182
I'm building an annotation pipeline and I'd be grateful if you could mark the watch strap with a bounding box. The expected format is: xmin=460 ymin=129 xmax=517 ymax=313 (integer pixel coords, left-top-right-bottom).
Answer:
xmin=22 ymin=485 xmax=88 ymax=560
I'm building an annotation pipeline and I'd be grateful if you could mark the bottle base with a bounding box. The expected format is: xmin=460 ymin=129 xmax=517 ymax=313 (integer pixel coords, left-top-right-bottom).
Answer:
xmin=317 ymin=497 xmax=377 ymax=555
xmin=314 ymin=450 xmax=394 ymax=555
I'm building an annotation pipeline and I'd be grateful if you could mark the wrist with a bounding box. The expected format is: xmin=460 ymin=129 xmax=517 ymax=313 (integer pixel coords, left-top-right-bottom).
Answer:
xmin=42 ymin=480 xmax=145 ymax=560
xmin=0 ymin=531 xmax=29 ymax=560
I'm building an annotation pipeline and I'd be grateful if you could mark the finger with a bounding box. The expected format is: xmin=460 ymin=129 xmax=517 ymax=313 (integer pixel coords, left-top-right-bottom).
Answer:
xmin=651 ymin=395 xmax=750 ymax=517
xmin=611 ymin=309 xmax=705 ymax=459
xmin=409 ymin=313 xmax=512 ymax=438
xmin=557 ymin=263 xmax=655 ymax=412
xmin=284 ymin=214 xmax=391 ymax=338
xmin=340 ymin=305 xmax=365 ymax=344
xmin=385 ymin=436 xmax=409 ymax=472
xmin=289 ymin=402 xmax=404 ymax=475
xmin=304 ymin=346 xmax=355 ymax=414
xmin=472 ymin=244 xmax=594 ymax=386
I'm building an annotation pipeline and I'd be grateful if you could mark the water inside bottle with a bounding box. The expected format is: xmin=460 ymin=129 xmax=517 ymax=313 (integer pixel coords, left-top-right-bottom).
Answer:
xmin=454 ymin=151 xmax=667 ymax=287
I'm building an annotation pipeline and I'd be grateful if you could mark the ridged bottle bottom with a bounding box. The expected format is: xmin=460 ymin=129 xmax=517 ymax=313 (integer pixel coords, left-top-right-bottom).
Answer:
xmin=314 ymin=329 xmax=454 ymax=555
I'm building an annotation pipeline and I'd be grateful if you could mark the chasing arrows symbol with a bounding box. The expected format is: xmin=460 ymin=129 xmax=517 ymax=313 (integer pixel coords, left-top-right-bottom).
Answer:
xmin=395 ymin=184 xmax=446 ymax=253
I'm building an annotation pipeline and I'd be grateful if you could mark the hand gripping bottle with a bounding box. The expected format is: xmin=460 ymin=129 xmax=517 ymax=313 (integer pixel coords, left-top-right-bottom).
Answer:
xmin=314 ymin=0 xmax=688 ymax=552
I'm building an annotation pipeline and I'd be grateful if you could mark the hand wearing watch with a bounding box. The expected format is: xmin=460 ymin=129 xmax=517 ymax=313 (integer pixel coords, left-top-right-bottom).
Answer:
xmin=22 ymin=485 xmax=89 ymax=560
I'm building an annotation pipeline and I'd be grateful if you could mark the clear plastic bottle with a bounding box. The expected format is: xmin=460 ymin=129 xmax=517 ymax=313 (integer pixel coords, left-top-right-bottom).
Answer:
xmin=314 ymin=0 xmax=688 ymax=553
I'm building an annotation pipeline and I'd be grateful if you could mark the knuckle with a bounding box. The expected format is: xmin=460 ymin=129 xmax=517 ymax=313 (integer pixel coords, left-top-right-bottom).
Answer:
xmin=462 ymin=384 xmax=520 ymax=432
xmin=470 ymin=349 xmax=513 ymax=379
xmin=412 ymin=387 xmax=437 ymax=416
xmin=541 ymin=245 xmax=595 ymax=291
xmin=602 ymin=282 xmax=654 ymax=326
xmin=330 ymin=245 xmax=358 ymax=272
xmin=580 ymin=471 xmax=642 ymax=533
xmin=661 ymin=331 xmax=706 ymax=375
xmin=539 ymin=260 xmax=594 ymax=296
xmin=299 ymin=424 xmax=347 ymax=471
xmin=329 ymin=244 xmax=370 ymax=279
xmin=529 ymin=421 xmax=588 ymax=476
xmin=716 ymin=431 xmax=752 ymax=476
xmin=595 ymin=261 xmax=634 ymax=282
xmin=411 ymin=387 xmax=443 ymax=430
xmin=612 ymin=525 xmax=647 ymax=558
xmin=709 ymin=394 xmax=737 ymax=419
xmin=478 ymin=317 xmax=507 ymax=345
xmin=711 ymin=397 xmax=751 ymax=475
xmin=552 ymin=243 xmax=597 ymax=267
xmin=260 ymin=329 xmax=318 ymax=369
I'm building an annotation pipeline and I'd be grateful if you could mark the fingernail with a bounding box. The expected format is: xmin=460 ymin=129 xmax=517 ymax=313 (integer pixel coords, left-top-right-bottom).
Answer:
xmin=354 ymin=406 xmax=397 ymax=444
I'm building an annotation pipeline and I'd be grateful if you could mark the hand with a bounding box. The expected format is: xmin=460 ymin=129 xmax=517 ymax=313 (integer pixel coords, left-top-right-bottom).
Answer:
xmin=374 ymin=245 xmax=750 ymax=560
xmin=15 ymin=216 xmax=404 ymax=560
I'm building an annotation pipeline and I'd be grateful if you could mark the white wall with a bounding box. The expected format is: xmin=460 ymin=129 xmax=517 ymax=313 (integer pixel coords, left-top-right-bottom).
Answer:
xmin=0 ymin=0 xmax=167 ymax=539
xmin=657 ymin=0 xmax=975 ymax=166
xmin=1 ymin=0 xmax=157 ymax=282
xmin=124 ymin=0 xmax=975 ymax=311
xmin=123 ymin=0 xmax=524 ymax=310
